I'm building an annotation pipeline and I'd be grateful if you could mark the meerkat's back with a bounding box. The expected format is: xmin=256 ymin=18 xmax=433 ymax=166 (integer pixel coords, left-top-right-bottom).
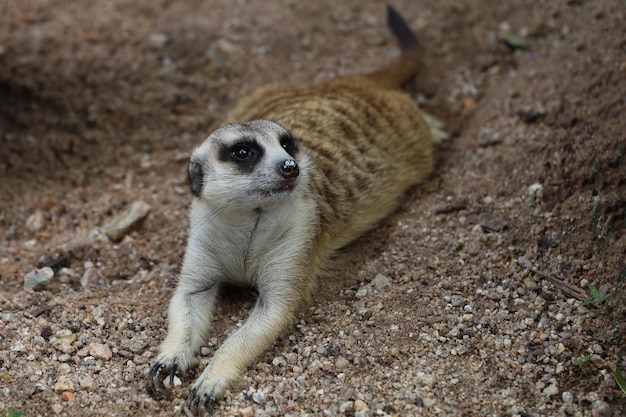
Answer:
xmin=226 ymin=6 xmax=434 ymax=258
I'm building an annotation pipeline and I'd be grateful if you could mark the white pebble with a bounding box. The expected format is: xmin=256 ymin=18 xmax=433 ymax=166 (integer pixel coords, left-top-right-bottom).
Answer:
xmin=562 ymin=391 xmax=573 ymax=403
xmin=23 ymin=267 xmax=54 ymax=291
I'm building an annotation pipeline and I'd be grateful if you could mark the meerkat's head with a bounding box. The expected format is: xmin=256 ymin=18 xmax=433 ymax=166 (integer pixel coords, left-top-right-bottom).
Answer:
xmin=188 ymin=120 xmax=309 ymax=209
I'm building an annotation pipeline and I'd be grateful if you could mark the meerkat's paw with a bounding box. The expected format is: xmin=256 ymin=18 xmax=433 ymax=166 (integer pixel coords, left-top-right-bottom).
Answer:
xmin=148 ymin=342 xmax=196 ymax=396
xmin=187 ymin=359 xmax=240 ymax=412
xmin=421 ymin=111 xmax=449 ymax=144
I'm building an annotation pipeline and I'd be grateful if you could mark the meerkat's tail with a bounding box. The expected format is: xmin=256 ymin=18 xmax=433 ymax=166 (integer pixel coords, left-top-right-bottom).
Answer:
xmin=364 ymin=5 xmax=421 ymax=89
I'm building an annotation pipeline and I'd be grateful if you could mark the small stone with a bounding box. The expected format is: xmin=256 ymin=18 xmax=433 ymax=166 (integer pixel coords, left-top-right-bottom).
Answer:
xmin=340 ymin=401 xmax=354 ymax=413
xmin=51 ymin=404 xmax=63 ymax=414
xmin=53 ymin=376 xmax=75 ymax=392
xmin=10 ymin=340 xmax=27 ymax=352
xmin=354 ymin=399 xmax=369 ymax=412
xmin=528 ymin=183 xmax=544 ymax=200
xmin=81 ymin=267 xmax=99 ymax=287
xmin=543 ymin=383 xmax=558 ymax=397
xmin=24 ymin=267 xmax=54 ymax=291
xmin=79 ymin=375 xmax=96 ymax=391
xmin=416 ymin=372 xmax=435 ymax=387
xmin=562 ymin=391 xmax=573 ymax=403
xmin=524 ymin=278 xmax=537 ymax=289
xmin=462 ymin=97 xmax=477 ymax=112
xmin=371 ymin=273 xmax=391 ymax=289
xmin=239 ymin=406 xmax=255 ymax=417
xmin=355 ymin=286 xmax=370 ymax=298
xmin=26 ymin=210 xmax=46 ymax=232
xmin=162 ymin=375 xmax=181 ymax=388
xmin=252 ymin=391 xmax=266 ymax=404
xmin=104 ymin=201 xmax=151 ymax=242
xmin=476 ymin=127 xmax=502 ymax=146
xmin=206 ymin=39 xmax=239 ymax=65
xmin=591 ymin=400 xmax=611 ymax=417
xmin=423 ymin=396 xmax=437 ymax=408
xmin=590 ymin=355 xmax=606 ymax=369
xmin=272 ymin=356 xmax=287 ymax=367
xmin=88 ymin=342 xmax=112 ymax=361
xmin=335 ymin=356 xmax=350 ymax=370
xmin=148 ymin=33 xmax=168 ymax=48
xmin=61 ymin=391 xmax=75 ymax=401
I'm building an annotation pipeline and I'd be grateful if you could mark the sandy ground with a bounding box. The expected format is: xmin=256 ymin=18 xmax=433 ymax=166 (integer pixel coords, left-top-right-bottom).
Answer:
xmin=1 ymin=0 xmax=624 ymax=416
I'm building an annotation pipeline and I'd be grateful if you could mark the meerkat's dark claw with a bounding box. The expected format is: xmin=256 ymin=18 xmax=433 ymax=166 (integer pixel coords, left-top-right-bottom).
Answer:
xmin=187 ymin=387 xmax=197 ymax=407
xmin=149 ymin=362 xmax=165 ymax=381
xmin=168 ymin=364 xmax=178 ymax=385
xmin=187 ymin=387 xmax=216 ymax=415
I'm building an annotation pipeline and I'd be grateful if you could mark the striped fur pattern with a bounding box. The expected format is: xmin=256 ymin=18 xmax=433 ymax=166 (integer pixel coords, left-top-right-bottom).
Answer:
xmin=150 ymin=6 xmax=437 ymax=411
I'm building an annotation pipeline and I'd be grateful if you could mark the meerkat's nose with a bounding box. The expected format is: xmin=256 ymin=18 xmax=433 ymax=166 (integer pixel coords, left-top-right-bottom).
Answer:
xmin=279 ymin=159 xmax=299 ymax=179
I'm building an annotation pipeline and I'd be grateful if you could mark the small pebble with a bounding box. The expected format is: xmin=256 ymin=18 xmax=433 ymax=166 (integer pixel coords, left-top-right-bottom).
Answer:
xmin=272 ymin=356 xmax=287 ymax=367
xmin=26 ymin=210 xmax=46 ymax=232
xmin=88 ymin=342 xmax=112 ymax=361
xmin=79 ymin=375 xmax=96 ymax=391
xmin=528 ymin=183 xmax=544 ymax=200
xmin=81 ymin=267 xmax=99 ymax=287
xmin=207 ymin=39 xmax=238 ymax=65
xmin=61 ymin=391 xmax=75 ymax=401
xmin=463 ymin=97 xmax=477 ymax=112
xmin=239 ymin=406 xmax=255 ymax=417
xmin=476 ymin=127 xmax=502 ymax=146
xmin=591 ymin=400 xmax=611 ymax=417
xmin=371 ymin=273 xmax=391 ymax=289
xmin=148 ymin=33 xmax=168 ymax=48
xmin=562 ymin=391 xmax=573 ymax=403
xmin=104 ymin=201 xmax=151 ymax=242
xmin=53 ymin=376 xmax=75 ymax=392
xmin=24 ymin=267 xmax=54 ymax=291
xmin=543 ymin=383 xmax=558 ymax=396
xmin=162 ymin=375 xmax=181 ymax=388
xmin=354 ymin=399 xmax=369 ymax=412
xmin=252 ymin=391 xmax=266 ymax=404
xmin=335 ymin=356 xmax=350 ymax=370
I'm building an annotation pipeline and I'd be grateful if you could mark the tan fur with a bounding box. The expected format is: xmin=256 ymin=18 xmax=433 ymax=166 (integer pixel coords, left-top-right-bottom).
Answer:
xmin=150 ymin=6 xmax=439 ymax=410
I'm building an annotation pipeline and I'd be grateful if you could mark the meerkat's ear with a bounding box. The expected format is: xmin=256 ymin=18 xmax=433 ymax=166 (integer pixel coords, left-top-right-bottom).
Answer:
xmin=188 ymin=160 xmax=204 ymax=197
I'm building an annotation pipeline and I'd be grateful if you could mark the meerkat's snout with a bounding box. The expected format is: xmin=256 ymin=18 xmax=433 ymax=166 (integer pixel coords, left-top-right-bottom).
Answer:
xmin=278 ymin=159 xmax=299 ymax=179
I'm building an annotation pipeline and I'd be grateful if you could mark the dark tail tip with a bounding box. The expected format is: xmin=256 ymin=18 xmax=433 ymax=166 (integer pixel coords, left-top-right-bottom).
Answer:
xmin=387 ymin=5 xmax=417 ymax=52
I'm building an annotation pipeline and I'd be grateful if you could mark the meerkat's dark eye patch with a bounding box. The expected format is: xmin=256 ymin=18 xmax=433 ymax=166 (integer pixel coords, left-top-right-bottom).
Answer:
xmin=279 ymin=133 xmax=299 ymax=158
xmin=219 ymin=139 xmax=264 ymax=172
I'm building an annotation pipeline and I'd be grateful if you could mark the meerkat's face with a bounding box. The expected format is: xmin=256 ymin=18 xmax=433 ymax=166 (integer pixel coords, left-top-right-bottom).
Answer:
xmin=188 ymin=120 xmax=309 ymax=209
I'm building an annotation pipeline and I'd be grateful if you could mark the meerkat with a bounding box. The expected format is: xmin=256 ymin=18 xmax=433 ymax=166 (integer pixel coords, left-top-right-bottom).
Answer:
xmin=150 ymin=5 xmax=443 ymax=410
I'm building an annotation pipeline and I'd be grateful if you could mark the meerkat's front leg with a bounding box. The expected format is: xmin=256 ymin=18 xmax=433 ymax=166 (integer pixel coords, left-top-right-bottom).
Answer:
xmin=187 ymin=273 xmax=305 ymax=409
xmin=150 ymin=251 xmax=220 ymax=386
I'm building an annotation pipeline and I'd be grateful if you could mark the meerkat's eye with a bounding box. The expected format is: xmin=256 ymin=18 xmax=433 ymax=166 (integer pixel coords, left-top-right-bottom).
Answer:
xmin=220 ymin=140 xmax=264 ymax=172
xmin=279 ymin=133 xmax=298 ymax=157
xmin=232 ymin=144 xmax=254 ymax=160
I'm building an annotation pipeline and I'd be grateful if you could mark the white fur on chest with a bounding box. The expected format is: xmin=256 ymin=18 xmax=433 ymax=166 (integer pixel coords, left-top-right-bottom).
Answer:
xmin=184 ymin=192 xmax=316 ymax=287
